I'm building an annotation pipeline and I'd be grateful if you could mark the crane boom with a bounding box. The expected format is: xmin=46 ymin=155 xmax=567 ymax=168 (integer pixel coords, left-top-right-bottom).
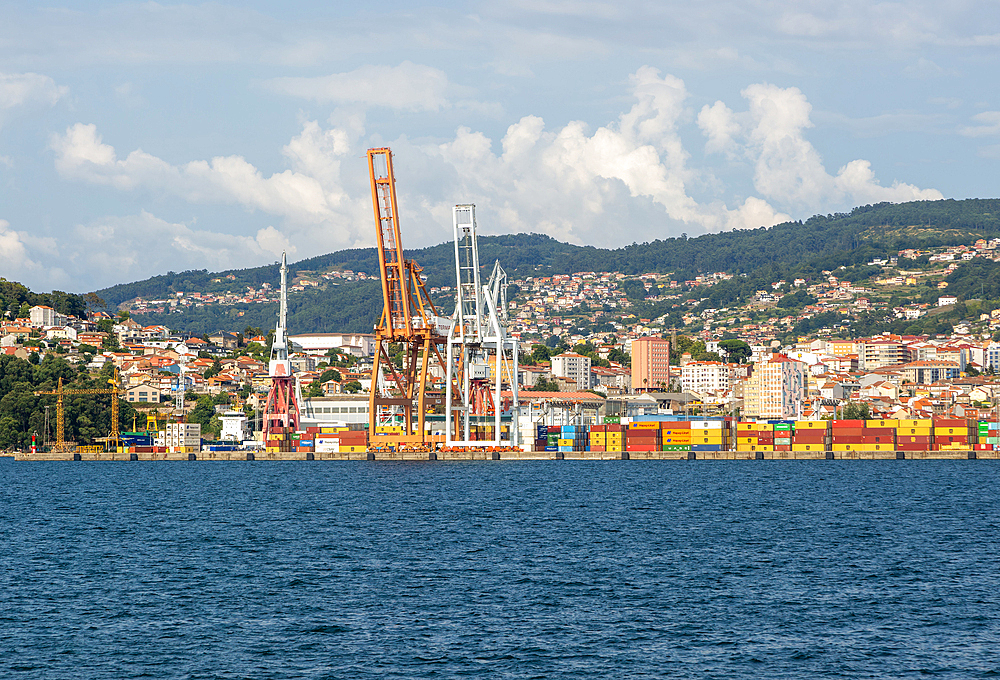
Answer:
xmin=33 ymin=368 xmax=122 ymax=452
xmin=367 ymin=148 xmax=447 ymax=442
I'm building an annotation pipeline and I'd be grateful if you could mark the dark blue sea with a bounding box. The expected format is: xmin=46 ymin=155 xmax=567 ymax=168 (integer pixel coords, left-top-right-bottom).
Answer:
xmin=3 ymin=458 xmax=1000 ymax=679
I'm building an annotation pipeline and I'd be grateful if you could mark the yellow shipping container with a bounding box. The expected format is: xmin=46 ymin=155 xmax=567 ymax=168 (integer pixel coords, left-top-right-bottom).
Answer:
xmin=692 ymin=437 xmax=724 ymax=445
xmin=894 ymin=419 xmax=927 ymax=428
xmin=832 ymin=443 xmax=895 ymax=452
xmin=794 ymin=421 xmax=830 ymax=430
xmin=792 ymin=443 xmax=827 ymax=452
xmin=897 ymin=428 xmax=932 ymax=437
xmin=628 ymin=422 xmax=660 ymax=429
xmin=737 ymin=422 xmax=772 ymax=432
xmin=266 ymin=447 xmax=279 ymax=453
xmin=866 ymin=419 xmax=899 ymax=429
xmin=934 ymin=427 xmax=970 ymax=436
xmin=558 ymin=438 xmax=574 ymax=446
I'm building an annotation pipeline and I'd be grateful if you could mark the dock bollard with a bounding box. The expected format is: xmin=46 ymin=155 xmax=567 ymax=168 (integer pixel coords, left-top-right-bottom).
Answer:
xmin=825 ymin=451 xmax=834 ymax=460
xmin=129 ymin=452 xmax=138 ymax=461
xmin=687 ymin=451 xmax=696 ymax=461
xmin=755 ymin=451 xmax=764 ymax=460
xmin=896 ymin=451 xmax=905 ymax=460
xmin=492 ymin=451 xmax=500 ymax=460
xmin=306 ymin=451 xmax=315 ymax=461
xmin=73 ymin=453 xmax=81 ymax=461
xmin=428 ymin=451 xmax=437 ymax=461
xmin=246 ymin=452 xmax=255 ymax=461
xmin=621 ymin=451 xmax=630 ymax=460
xmin=969 ymin=451 xmax=977 ymax=460
xmin=366 ymin=452 xmax=375 ymax=461
xmin=188 ymin=453 xmax=197 ymax=461
xmin=555 ymin=451 xmax=564 ymax=460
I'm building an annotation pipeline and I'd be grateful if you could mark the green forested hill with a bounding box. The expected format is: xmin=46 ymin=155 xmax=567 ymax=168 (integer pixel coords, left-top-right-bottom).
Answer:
xmin=95 ymin=197 xmax=1000 ymax=334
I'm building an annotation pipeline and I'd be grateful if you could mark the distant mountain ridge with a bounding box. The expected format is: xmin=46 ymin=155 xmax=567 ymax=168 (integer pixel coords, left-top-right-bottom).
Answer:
xmin=94 ymin=198 xmax=1000 ymax=334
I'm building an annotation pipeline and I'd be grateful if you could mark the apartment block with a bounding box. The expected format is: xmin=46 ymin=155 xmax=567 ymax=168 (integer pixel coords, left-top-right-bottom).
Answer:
xmin=551 ymin=352 xmax=592 ymax=391
xmin=743 ymin=354 xmax=806 ymax=419
xmin=631 ymin=336 xmax=671 ymax=392
xmin=680 ymin=360 xmax=731 ymax=394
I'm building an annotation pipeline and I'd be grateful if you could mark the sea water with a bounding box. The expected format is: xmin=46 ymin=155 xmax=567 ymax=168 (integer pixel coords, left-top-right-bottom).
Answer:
xmin=2 ymin=458 xmax=1000 ymax=678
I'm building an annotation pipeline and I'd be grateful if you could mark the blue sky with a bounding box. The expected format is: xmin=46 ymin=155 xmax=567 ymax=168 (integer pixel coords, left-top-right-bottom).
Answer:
xmin=1 ymin=0 xmax=998 ymax=292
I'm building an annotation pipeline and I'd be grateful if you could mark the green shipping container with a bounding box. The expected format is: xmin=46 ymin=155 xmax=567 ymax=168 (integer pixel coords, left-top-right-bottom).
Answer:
xmin=604 ymin=416 xmax=621 ymax=424
xmin=773 ymin=423 xmax=792 ymax=431
xmin=663 ymin=444 xmax=692 ymax=451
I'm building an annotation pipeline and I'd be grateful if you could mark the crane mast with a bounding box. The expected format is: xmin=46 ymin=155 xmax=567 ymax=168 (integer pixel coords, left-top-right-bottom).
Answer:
xmin=367 ymin=148 xmax=447 ymax=443
xmin=445 ymin=204 xmax=520 ymax=447
xmin=262 ymin=251 xmax=300 ymax=439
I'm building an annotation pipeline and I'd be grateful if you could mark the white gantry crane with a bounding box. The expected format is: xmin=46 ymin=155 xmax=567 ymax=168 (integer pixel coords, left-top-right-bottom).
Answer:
xmin=445 ymin=204 xmax=520 ymax=447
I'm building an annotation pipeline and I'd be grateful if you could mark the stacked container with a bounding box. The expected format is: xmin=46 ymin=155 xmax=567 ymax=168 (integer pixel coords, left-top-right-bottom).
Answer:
xmin=976 ymin=421 xmax=998 ymax=451
xmin=626 ymin=422 xmax=661 ymax=452
xmin=265 ymin=426 xmax=295 ymax=454
xmin=889 ymin=419 xmax=933 ymax=451
xmin=605 ymin=425 xmax=625 ymax=453
xmin=736 ymin=422 xmax=773 ymax=453
xmin=535 ymin=424 xmax=549 ymax=452
xmin=933 ymin=418 xmax=976 ymax=451
xmin=791 ymin=421 xmax=830 ymax=452
xmin=688 ymin=420 xmax=726 ymax=452
xmin=661 ymin=420 xmax=691 ymax=452
xmin=558 ymin=425 xmax=587 ymax=453
xmin=772 ymin=421 xmax=793 ymax=451
xmin=589 ymin=425 xmax=606 ymax=452
xmin=546 ymin=426 xmax=560 ymax=452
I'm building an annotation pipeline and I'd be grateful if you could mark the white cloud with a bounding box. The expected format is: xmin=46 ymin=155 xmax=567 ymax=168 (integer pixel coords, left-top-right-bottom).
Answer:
xmin=736 ymin=83 xmax=942 ymax=208
xmin=0 ymin=72 xmax=66 ymax=110
xmin=46 ymin=67 xmax=945 ymax=291
xmin=960 ymin=111 xmax=1000 ymax=137
xmin=265 ymin=62 xmax=451 ymax=111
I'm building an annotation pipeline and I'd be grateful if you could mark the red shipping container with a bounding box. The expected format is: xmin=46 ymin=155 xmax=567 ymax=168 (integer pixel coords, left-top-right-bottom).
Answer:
xmin=626 ymin=444 xmax=656 ymax=452
xmin=831 ymin=427 xmax=864 ymax=437
xmin=757 ymin=432 xmax=775 ymax=441
xmin=591 ymin=425 xmax=606 ymax=433
xmin=792 ymin=434 xmax=828 ymax=443
xmin=861 ymin=435 xmax=896 ymax=444
xmin=939 ymin=436 xmax=969 ymax=444
xmin=861 ymin=427 xmax=896 ymax=436
xmin=591 ymin=445 xmax=606 ymax=452
xmin=897 ymin=436 xmax=932 ymax=445
xmin=626 ymin=431 xmax=660 ymax=439
xmin=897 ymin=442 xmax=928 ymax=451
xmin=774 ymin=445 xmax=791 ymax=451
xmin=832 ymin=420 xmax=866 ymax=428
xmin=934 ymin=419 xmax=967 ymax=427
xmin=832 ymin=435 xmax=863 ymax=444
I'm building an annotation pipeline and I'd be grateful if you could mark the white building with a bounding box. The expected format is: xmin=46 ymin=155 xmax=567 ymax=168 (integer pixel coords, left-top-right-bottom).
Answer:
xmin=29 ymin=305 xmax=67 ymax=327
xmin=680 ymin=361 xmax=731 ymax=394
xmin=550 ymin=352 xmax=592 ymax=391
xmin=288 ymin=333 xmax=377 ymax=357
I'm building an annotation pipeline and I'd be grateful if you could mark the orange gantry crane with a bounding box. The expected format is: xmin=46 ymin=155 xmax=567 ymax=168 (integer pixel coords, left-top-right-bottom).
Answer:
xmin=33 ymin=367 xmax=123 ymax=452
xmin=367 ymin=147 xmax=447 ymax=441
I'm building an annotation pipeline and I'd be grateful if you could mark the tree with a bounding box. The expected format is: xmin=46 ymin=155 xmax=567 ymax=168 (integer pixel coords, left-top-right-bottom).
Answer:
xmin=307 ymin=381 xmax=324 ymax=398
xmin=841 ymin=402 xmax=871 ymax=420
xmin=203 ymin=360 xmax=222 ymax=379
xmin=343 ymin=380 xmax=362 ymax=394
xmin=318 ymin=368 xmax=341 ymax=384
xmin=718 ymin=339 xmax=752 ymax=363
xmin=190 ymin=396 xmax=217 ymax=431
xmin=525 ymin=378 xmax=560 ymax=392
xmin=531 ymin=344 xmax=552 ymax=363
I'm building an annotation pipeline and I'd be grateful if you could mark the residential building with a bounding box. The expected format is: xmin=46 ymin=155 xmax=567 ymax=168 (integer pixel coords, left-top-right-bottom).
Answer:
xmin=551 ymin=352 xmax=592 ymax=391
xmin=125 ymin=382 xmax=163 ymax=403
xmin=29 ymin=305 xmax=67 ymax=327
xmin=898 ymin=360 xmax=961 ymax=385
xmin=631 ymin=336 xmax=671 ymax=392
xmin=680 ymin=360 xmax=731 ymax=394
xmin=743 ymin=354 xmax=806 ymax=419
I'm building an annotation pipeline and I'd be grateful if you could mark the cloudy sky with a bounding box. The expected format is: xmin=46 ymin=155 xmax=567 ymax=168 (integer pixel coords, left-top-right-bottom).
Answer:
xmin=1 ymin=1 xmax=998 ymax=292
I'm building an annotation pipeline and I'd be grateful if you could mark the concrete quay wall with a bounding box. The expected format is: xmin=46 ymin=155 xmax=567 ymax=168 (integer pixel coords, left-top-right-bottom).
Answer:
xmin=12 ymin=449 xmax=1000 ymax=461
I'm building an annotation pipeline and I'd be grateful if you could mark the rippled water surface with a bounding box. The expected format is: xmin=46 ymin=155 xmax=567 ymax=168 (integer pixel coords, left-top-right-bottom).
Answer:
xmin=3 ymin=458 xmax=1000 ymax=679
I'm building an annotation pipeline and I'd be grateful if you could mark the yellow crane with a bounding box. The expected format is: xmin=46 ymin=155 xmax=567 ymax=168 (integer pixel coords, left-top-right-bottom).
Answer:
xmin=33 ymin=367 xmax=123 ymax=452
